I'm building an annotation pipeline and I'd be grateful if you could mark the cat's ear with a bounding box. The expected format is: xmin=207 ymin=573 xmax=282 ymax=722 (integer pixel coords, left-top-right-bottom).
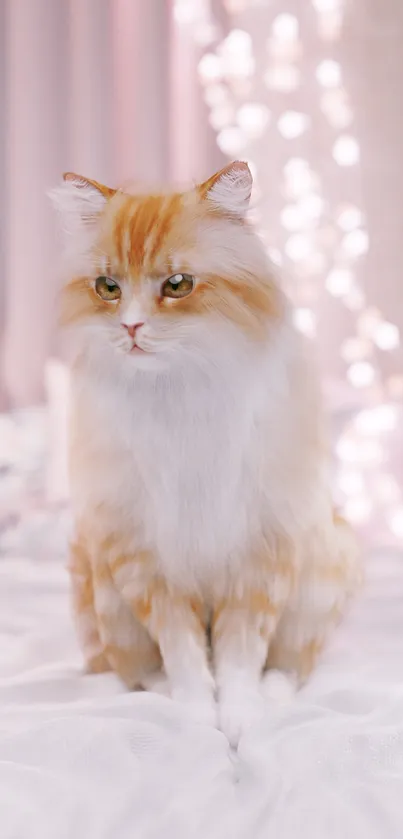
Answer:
xmin=199 ymin=161 xmax=252 ymax=217
xmin=49 ymin=173 xmax=115 ymax=235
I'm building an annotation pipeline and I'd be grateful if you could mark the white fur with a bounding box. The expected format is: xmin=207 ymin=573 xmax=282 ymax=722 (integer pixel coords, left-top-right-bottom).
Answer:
xmin=59 ymin=179 xmax=359 ymax=743
xmin=49 ymin=177 xmax=107 ymax=269
xmin=71 ymin=315 xmax=325 ymax=593
xmin=207 ymin=162 xmax=252 ymax=216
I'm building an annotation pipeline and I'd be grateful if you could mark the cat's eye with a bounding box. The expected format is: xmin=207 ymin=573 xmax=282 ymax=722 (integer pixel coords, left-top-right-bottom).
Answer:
xmin=162 ymin=273 xmax=195 ymax=299
xmin=95 ymin=276 xmax=121 ymax=301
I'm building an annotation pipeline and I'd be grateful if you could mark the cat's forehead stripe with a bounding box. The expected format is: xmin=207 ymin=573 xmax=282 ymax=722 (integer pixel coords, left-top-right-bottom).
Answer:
xmin=111 ymin=194 xmax=183 ymax=276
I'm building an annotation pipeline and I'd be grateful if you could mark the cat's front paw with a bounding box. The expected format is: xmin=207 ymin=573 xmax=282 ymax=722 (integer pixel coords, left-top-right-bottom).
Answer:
xmin=85 ymin=652 xmax=112 ymax=674
xmin=172 ymin=687 xmax=218 ymax=728
xmin=218 ymin=686 xmax=266 ymax=747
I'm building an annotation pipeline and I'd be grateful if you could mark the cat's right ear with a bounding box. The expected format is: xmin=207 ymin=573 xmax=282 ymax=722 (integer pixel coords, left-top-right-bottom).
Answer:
xmin=49 ymin=173 xmax=115 ymax=236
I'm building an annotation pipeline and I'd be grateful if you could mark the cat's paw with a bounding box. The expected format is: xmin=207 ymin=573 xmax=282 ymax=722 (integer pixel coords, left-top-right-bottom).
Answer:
xmin=260 ymin=669 xmax=297 ymax=705
xmin=172 ymin=687 xmax=218 ymax=728
xmin=218 ymin=686 xmax=266 ymax=747
xmin=85 ymin=652 xmax=112 ymax=674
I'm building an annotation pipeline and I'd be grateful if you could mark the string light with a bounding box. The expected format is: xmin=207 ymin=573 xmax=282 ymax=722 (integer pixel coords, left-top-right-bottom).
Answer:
xmin=341 ymin=228 xmax=369 ymax=257
xmin=236 ymin=103 xmax=270 ymax=138
xmin=293 ymin=307 xmax=316 ymax=337
xmin=325 ymin=268 xmax=353 ymax=296
xmin=332 ymin=135 xmax=360 ymax=165
xmin=216 ymin=126 xmax=246 ymax=155
xmin=219 ymin=29 xmax=255 ymax=80
xmin=272 ymin=14 xmax=299 ymax=41
xmin=347 ymin=361 xmax=376 ymax=388
xmin=278 ymin=111 xmax=310 ymax=138
xmin=316 ymin=59 xmax=342 ymax=87
xmin=336 ymin=205 xmax=364 ymax=231
xmin=184 ymin=0 xmax=403 ymax=547
xmin=354 ymin=405 xmax=397 ymax=434
xmin=198 ymin=53 xmax=222 ymax=83
xmin=373 ymin=322 xmax=400 ymax=351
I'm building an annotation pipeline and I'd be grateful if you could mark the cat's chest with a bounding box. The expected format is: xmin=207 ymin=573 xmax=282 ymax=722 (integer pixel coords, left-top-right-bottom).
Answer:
xmin=101 ymin=375 xmax=261 ymax=580
xmin=73 ymin=364 xmax=266 ymax=584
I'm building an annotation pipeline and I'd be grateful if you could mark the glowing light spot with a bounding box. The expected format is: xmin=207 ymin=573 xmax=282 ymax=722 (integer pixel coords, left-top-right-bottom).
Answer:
xmin=198 ymin=53 xmax=222 ymax=83
xmin=355 ymin=405 xmax=397 ymax=435
xmin=236 ymin=103 xmax=270 ymax=138
xmin=347 ymin=361 xmax=376 ymax=388
xmin=373 ymin=321 xmax=400 ymax=351
xmin=336 ymin=205 xmax=364 ymax=232
xmin=293 ymin=308 xmax=316 ymax=337
xmin=272 ymin=14 xmax=299 ymax=41
xmin=325 ymin=268 xmax=353 ymax=297
xmin=278 ymin=111 xmax=309 ymax=139
xmin=316 ymin=59 xmax=341 ymax=87
xmin=216 ymin=127 xmax=246 ymax=155
xmin=220 ymin=29 xmax=255 ymax=79
xmin=333 ymin=135 xmax=360 ymax=166
xmin=342 ymin=229 xmax=369 ymax=258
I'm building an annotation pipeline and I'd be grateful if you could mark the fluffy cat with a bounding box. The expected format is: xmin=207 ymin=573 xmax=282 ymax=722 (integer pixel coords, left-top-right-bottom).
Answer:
xmin=51 ymin=161 xmax=360 ymax=745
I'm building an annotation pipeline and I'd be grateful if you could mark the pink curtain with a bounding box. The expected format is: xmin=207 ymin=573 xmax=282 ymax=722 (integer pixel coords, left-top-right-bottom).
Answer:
xmin=0 ymin=0 xmax=221 ymax=409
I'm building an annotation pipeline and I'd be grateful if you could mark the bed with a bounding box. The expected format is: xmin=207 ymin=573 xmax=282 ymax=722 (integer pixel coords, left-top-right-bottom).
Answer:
xmin=1 ymin=408 xmax=403 ymax=838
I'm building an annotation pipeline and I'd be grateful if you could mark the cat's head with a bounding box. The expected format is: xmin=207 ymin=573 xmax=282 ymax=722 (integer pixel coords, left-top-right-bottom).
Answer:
xmin=51 ymin=162 xmax=280 ymax=371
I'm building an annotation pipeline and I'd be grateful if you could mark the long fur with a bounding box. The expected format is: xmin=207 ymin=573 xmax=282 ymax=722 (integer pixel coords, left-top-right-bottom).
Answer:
xmin=52 ymin=161 xmax=361 ymax=745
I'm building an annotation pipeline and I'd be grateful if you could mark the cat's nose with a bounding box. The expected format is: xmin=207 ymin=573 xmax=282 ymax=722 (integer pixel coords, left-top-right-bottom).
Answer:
xmin=122 ymin=322 xmax=144 ymax=339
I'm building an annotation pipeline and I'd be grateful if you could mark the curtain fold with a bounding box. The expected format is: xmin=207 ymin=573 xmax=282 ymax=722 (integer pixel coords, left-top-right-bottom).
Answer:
xmin=0 ymin=0 xmax=215 ymax=409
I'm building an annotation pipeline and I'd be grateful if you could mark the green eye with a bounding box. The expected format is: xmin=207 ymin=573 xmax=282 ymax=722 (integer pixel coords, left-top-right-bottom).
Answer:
xmin=95 ymin=276 xmax=121 ymax=301
xmin=162 ymin=273 xmax=195 ymax=299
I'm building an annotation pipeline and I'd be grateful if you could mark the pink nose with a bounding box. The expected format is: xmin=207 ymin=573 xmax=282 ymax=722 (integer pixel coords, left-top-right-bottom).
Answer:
xmin=122 ymin=322 xmax=144 ymax=339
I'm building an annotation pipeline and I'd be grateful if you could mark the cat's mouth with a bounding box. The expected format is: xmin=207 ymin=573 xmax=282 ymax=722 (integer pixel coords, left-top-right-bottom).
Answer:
xmin=130 ymin=343 xmax=146 ymax=354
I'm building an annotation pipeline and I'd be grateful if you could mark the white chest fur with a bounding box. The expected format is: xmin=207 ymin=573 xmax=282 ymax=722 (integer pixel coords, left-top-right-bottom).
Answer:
xmin=72 ymin=345 xmax=273 ymax=588
xmin=71 ymin=323 xmax=320 ymax=590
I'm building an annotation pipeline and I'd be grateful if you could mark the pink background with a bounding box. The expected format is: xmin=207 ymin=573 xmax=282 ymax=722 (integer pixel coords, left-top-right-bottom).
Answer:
xmin=0 ymin=0 xmax=402 ymax=411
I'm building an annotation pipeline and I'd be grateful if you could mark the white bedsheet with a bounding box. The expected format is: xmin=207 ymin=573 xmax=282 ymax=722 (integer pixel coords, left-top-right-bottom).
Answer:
xmin=1 ymin=547 xmax=403 ymax=839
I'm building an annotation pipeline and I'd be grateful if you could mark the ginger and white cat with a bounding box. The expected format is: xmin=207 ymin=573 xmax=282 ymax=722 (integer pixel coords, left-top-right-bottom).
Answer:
xmin=51 ymin=161 xmax=360 ymax=745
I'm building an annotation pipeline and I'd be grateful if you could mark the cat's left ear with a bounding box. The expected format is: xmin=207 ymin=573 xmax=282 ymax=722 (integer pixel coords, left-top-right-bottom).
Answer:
xmin=199 ymin=161 xmax=252 ymax=218
xmin=49 ymin=173 xmax=115 ymax=236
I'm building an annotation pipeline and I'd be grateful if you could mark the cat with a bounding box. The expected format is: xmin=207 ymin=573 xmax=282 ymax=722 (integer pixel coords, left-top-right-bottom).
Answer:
xmin=51 ymin=161 xmax=361 ymax=745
